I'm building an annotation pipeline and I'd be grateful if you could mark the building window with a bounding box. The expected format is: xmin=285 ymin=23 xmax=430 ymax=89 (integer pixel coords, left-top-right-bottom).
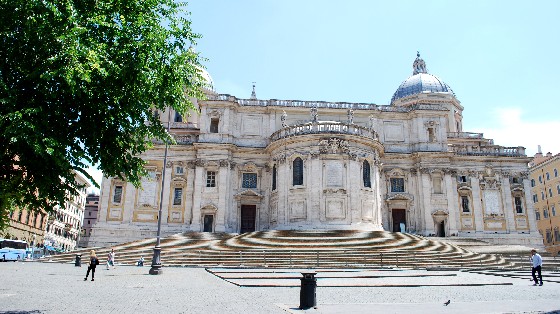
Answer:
xmin=242 ymin=173 xmax=258 ymax=188
xmin=557 ymin=184 xmax=560 ymax=195
xmin=514 ymin=196 xmax=523 ymax=214
xmin=174 ymin=111 xmax=183 ymax=122
xmin=293 ymin=157 xmax=304 ymax=186
xmin=552 ymin=205 xmax=556 ymax=217
xmin=390 ymin=178 xmax=405 ymax=193
xmin=549 ymin=188 xmax=553 ymax=197
xmin=538 ymin=176 xmax=542 ymax=183
xmin=535 ymin=210 xmax=541 ymax=220
xmin=543 ymin=208 xmax=549 ymax=219
xmin=555 ymin=169 xmax=558 ymax=177
xmin=546 ymin=172 xmax=550 ymax=181
xmin=206 ymin=171 xmax=216 ymax=187
xmin=531 ymin=179 xmax=535 ymax=187
xmin=173 ymin=188 xmax=183 ymax=205
xmin=545 ymin=229 xmax=552 ymax=243
xmin=541 ymin=192 xmax=545 ymax=200
xmin=113 ymin=186 xmax=123 ymax=203
xmin=459 ymin=175 xmax=468 ymax=183
xmin=363 ymin=160 xmax=371 ymax=188
xmin=175 ymin=166 xmax=184 ymax=175
xmin=272 ymin=165 xmax=277 ymax=191
xmin=461 ymin=196 xmax=470 ymax=213
xmin=533 ymin=194 xmax=538 ymax=203
xmin=428 ymin=127 xmax=435 ymax=142
xmin=554 ymin=228 xmax=559 ymax=243
xmin=210 ymin=118 xmax=219 ymax=133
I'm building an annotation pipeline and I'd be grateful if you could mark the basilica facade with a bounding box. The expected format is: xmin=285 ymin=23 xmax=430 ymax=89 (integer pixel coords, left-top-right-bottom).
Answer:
xmin=89 ymin=54 xmax=542 ymax=247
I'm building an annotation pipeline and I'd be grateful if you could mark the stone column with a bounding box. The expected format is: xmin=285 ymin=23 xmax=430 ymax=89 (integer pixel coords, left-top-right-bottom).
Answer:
xmin=190 ymin=165 xmax=204 ymax=232
xmin=501 ymin=178 xmax=515 ymax=232
xmin=444 ymin=174 xmax=459 ymax=235
xmin=215 ymin=162 xmax=228 ymax=232
xmin=471 ymin=177 xmax=485 ymax=232
xmin=421 ymin=172 xmax=434 ymax=236
xmin=372 ymin=162 xmax=383 ymax=229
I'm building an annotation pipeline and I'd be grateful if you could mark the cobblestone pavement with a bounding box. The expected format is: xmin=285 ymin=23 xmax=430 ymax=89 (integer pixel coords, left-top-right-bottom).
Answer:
xmin=1 ymin=262 xmax=559 ymax=314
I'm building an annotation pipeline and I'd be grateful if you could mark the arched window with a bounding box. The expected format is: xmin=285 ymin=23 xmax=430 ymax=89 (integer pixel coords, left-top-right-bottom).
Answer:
xmin=293 ymin=157 xmax=303 ymax=186
xmin=272 ymin=165 xmax=277 ymax=191
xmin=363 ymin=160 xmax=371 ymax=188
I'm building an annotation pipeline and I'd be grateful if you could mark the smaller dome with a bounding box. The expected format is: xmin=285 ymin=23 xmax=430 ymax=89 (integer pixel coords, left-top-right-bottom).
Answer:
xmin=390 ymin=53 xmax=455 ymax=104
xmin=391 ymin=73 xmax=454 ymax=103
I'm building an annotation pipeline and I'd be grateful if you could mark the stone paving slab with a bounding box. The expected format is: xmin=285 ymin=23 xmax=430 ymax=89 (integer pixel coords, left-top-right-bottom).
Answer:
xmin=1 ymin=261 xmax=559 ymax=314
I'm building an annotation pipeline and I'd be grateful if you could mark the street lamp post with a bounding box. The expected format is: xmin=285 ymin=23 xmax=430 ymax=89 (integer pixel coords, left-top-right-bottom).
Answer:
xmin=149 ymin=109 xmax=172 ymax=275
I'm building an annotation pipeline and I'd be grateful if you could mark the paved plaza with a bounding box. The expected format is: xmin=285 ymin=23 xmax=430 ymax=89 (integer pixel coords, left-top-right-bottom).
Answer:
xmin=0 ymin=261 xmax=559 ymax=314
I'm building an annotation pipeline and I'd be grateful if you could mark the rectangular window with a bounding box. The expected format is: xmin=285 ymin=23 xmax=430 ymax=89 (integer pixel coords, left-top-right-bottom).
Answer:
xmin=210 ymin=118 xmax=219 ymax=133
xmin=174 ymin=111 xmax=183 ymax=122
xmin=242 ymin=173 xmax=258 ymax=188
xmin=173 ymin=188 xmax=182 ymax=205
xmin=459 ymin=175 xmax=468 ymax=183
xmin=545 ymin=229 xmax=552 ymax=243
xmin=532 ymin=194 xmax=538 ymax=203
xmin=555 ymin=228 xmax=560 ymax=243
xmin=113 ymin=186 xmax=123 ymax=203
xmin=541 ymin=192 xmax=545 ymax=200
xmin=549 ymin=188 xmax=553 ymax=197
xmin=272 ymin=165 xmax=277 ymax=191
xmin=512 ymin=177 xmax=519 ymax=184
xmin=206 ymin=171 xmax=216 ymax=187
xmin=535 ymin=210 xmax=541 ymax=220
xmin=557 ymin=185 xmax=560 ymax=195
xmin=543 ymin=209 xmax=549 ymax=218
xmin=176 ymin=166 xmax=184 ymax=175
xmin=390 ymin=178 xmax=405 ymax=193
xmin=531 ymin=179 xmax=535 ymax=187
xmin=552 ymin=205 xmax=556 ymax=217
xmin=514 ymin=197 xmax=523 ymax=214
xmin=461 ymin=196 xmax=470 ymax=213
xmin=539 ymin=176 xmax=542 ymax=183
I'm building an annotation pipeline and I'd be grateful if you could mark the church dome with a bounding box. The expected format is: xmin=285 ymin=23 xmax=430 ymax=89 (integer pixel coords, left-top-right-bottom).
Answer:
xmin=198 ymin=67 xmax=215 ymax=92
xmin=390 ymin=53 xmax=454 ymax=104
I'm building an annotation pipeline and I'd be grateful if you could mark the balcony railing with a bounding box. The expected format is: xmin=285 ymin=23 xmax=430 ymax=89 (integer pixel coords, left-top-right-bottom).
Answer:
xmin=270 ymin=122 xmax=378 ymax=142
xmin=448 ymin=144 xmax=526 ymax=157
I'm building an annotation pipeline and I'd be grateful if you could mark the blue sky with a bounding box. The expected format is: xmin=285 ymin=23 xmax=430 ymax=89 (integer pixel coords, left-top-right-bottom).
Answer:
xmin=86 ymin=0 xmax=560 ymax=191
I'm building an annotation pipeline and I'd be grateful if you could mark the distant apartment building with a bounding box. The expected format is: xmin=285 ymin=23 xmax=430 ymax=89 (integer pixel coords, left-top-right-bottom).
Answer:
xmin=78 ymin=193 xmax=100 ymax=247
xmin=529 ymin=147 xmax=560 ymax=255
xmin=2 ymin=208 xmax=48 ymax=247
xmin=43 ymin=172 xmax=90 ymax=252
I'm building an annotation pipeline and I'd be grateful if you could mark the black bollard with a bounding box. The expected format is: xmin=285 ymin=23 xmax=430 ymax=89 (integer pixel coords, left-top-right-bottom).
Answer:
xmin=299 ymin=272 xmax=317 ymax=309
xmin=75 ymin=254 xmax=81 ymax=267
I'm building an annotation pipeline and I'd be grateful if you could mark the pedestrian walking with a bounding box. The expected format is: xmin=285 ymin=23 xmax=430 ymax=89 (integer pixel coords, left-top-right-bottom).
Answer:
xmin=84 ymin=250 xmax=99 ymax=281
xmin=106 ymin=248 xmax=115 ymax=270
xmin=137 ymin=256 xmax=144 ymax=266
xmin=530 ymin=249 xmax=543 ymax=286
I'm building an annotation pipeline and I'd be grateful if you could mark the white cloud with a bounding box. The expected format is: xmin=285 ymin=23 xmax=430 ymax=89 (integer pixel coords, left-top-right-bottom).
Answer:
xmin=474 ymin=108 xmax=560 ymax=157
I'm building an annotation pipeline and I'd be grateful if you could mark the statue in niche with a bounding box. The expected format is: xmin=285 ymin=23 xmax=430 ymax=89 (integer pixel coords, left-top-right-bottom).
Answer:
xmin=281 ymin=110 xmax=287 ymax=128
xmin=347 ymin=109 xmax=354 ymax=124
xmin=310 ymin=106 xmax=318 ymax=123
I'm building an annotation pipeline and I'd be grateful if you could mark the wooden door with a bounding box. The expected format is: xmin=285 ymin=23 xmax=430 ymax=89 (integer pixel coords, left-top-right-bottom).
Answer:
xmin=392 ymin=209 xmax=406 ymax=232
xmin=240 ymin=205 xmax=256 ymax=233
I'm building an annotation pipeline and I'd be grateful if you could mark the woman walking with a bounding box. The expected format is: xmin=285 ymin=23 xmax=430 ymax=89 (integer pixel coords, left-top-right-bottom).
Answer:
xmin=84 ymin=250 xmax=99 ymax=281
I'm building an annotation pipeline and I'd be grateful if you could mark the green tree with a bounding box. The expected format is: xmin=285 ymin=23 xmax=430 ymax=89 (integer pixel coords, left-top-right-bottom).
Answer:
xmin=0 ymin=0 xmax=206 ymax=230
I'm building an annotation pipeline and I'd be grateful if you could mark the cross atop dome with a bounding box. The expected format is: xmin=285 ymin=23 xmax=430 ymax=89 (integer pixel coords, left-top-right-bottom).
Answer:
xmin=413 ymin=51 xmax=427 ymax=75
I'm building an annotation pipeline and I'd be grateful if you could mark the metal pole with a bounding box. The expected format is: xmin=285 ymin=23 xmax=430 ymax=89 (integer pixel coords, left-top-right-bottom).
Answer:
xmin=149 ymin=109 xmax=171 ymax=275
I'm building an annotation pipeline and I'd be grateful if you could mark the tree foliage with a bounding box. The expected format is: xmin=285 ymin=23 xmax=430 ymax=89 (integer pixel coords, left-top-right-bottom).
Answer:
xmin=0 ymin=0 xmax=206 ymax=229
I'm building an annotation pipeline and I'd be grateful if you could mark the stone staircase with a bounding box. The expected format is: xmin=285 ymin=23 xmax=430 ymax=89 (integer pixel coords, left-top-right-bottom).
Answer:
xmin=43 ymin=230 xmax=528 ymax=270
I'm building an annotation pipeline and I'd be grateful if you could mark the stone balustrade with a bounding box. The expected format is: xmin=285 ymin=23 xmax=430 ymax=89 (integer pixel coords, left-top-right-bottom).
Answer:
xmin=208 ymin=94 xmax=445 ymax=112
xmin=270 ymin=121 xmax=378 ymax=142
xmin=448 ymin=144 xmax=526 ymax=157
xmin=447 ymin=132 xmax=484 ymax=139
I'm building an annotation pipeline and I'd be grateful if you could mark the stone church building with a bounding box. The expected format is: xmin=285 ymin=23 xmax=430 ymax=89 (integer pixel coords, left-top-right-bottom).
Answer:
xmin=89 ymin=54 xmax=542 ymax=247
